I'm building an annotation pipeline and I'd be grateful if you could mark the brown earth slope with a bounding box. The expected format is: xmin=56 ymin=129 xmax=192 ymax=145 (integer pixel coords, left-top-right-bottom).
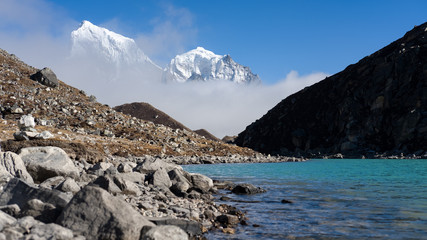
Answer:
xmin=0 ymin=49 xmax=256 ymax=162
xmin=193 ymin=129 xmax=220 ymax=142
xmin=235 ymin=22 xmax=427 ymax=158
xmin=114 ymin=102 xmax=191 ymax=131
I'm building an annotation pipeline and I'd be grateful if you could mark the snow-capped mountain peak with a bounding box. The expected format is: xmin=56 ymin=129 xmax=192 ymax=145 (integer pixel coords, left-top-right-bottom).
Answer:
xmin=71 ymin=20 xmax=158 ymax=68
xmin=163 ymin=47 xmax=260 ymax=84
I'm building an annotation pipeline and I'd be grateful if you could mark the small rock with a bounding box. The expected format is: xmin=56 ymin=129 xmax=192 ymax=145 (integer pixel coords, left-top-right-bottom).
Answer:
xmin=113 ymin=176 xmax=141 ymax=196
xmin=20 ymin=199 xmax=60 ymax=223
xmin=219 ymin=196 xmax=232 ymax=201
xmin=90 ymin=162 xmax=112 ymax=171
xmin=0 ymin=204 xmax=20 ymax=217
xmin=170 ymin=182 xmax=191 ymax=197
xmin=35 ymin=131 xmax=54 ymax=140
xmin=222 ymin=227 xmax=236 ymax=234
xmin=134 ymin=158 xmax=177 ymax=174
xmin=105 ymin=165 xmax=118 ymax=175
xmin=88 ymin=95 xmax=97 ymax=102
xmin=91 ymin=175 xmax=122 ymax=194
xmin=216 ymin=214 xmax=240 ymax=226
xmin=11 ymin=107 xmax=23 ymax=114
xmin=148 ymin=218 xmax=202 ymax=237
xmin=29 ymin=222 xmax=74 ymax=239
xmin=56 ymin=178 xmax=81 ymax=194
xmin=13 ymin=131 xmax=38 ymax=141
xmin=0 ymin=152 xmax=33 ymax=184
xmin=117 ymin=162 xmax=133 ymax=173
xmin=281 ymin=199 xmax=293 ymax=204
xmin=0 ymin=210 xmax=16 ymax=231
xmin=40 ymin=176 xmax=65 ymax=189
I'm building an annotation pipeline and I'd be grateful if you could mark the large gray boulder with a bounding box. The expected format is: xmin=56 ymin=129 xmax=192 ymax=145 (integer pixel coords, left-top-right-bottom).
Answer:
xmin=0 ymin=152 xmax=33 ymax=184
xmin=134 ymin=158 xmax=178 ymax=174
xmin=57 ymin=185 xmax=155 ymax=240
xmin=168 ymin=169 xmax=192 ymax=197
xmin=150 ymin=168 xmax=172 ymax=189
xmin=140 ymin=225 xmax=188 ymax=240
xmin=190 ymin=174 xmax=213 ymax=193
xmin=30 ymin=67 xmax=59 ymax=88
xmin=0 ymin=178 xmax=71 ymax=210
xmin=18 ymin=147 xmax=79 ymax=182
xmin=0 ymin=214 xmax=80 ymax=240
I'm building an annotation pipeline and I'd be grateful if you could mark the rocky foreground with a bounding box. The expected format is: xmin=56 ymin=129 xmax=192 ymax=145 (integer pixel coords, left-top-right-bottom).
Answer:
xmin=0 ymin=116 xmax=302 ymax=240
xmin=0 ymin=143 xmax=287 ymax=239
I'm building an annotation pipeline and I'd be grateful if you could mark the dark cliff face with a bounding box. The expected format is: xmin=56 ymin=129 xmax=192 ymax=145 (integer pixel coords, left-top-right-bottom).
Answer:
xmin=235 ymin=23 xmax=427 ymax=157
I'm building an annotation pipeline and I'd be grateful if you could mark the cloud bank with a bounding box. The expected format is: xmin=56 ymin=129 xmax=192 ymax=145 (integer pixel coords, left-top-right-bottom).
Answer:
xmin=0 ymin=0 xmax=328 ymax=138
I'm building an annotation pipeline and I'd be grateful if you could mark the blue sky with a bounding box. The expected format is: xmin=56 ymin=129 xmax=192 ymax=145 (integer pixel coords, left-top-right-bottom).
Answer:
xmin=44 ymin=0 xmax=427 ymax=84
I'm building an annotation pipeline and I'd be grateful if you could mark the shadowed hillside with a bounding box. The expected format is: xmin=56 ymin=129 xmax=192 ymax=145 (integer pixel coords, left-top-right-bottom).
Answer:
xmin=236 ymin=22 xmax=427 ymax=158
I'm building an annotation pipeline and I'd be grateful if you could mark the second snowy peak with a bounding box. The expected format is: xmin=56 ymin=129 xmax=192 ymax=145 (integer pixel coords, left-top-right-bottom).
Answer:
xmin=163 ymin=47 xmax=260 ymax=84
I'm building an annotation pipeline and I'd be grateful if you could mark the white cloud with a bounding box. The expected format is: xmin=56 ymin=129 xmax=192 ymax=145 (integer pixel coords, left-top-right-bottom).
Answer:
xmin=55 ymin=67 xmax=326 ymax=138
xmin=134 ymin=4 xmax=197 ymax=67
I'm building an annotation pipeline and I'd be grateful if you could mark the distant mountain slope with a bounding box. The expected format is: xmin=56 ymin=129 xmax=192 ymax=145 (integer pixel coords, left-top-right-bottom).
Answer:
xmin=193 ymin=129 xmax=220 ymax=142
xmin=113 ymin=102 xmax=190 ymax=131
xmin=163 ymin=47 xmax=260 ymax=84
xmin=235 ymin=22 xmax=427 ymax=158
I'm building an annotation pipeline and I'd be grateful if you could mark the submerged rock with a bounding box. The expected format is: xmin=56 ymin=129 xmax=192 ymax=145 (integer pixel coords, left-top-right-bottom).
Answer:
xmin=231 ymin=183 xmax=266 ymax=195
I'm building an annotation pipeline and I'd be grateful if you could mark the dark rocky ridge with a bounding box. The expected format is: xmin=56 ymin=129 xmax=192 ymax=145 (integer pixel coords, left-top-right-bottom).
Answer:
xmin=236 ymin=22 xmax=427 ymax=158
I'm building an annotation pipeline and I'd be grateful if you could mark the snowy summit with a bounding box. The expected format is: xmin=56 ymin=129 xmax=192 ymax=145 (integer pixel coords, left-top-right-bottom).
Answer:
xmin=163 ymin=47 xmax=260 ymax=84
xmin=71 ymin=20 xmax=159 ymax=68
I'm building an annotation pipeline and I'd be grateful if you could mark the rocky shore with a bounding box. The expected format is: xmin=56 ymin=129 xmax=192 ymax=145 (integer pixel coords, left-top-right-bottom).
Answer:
xmin=0 ymin=144 xmax=279 ymax=239
xmin=0 ymin=114 xmax=285 ymax=239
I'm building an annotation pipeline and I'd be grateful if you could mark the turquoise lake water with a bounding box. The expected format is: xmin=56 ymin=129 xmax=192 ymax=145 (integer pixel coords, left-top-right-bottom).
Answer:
xmin=183 ymin=159 xmax=427 ymax=239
